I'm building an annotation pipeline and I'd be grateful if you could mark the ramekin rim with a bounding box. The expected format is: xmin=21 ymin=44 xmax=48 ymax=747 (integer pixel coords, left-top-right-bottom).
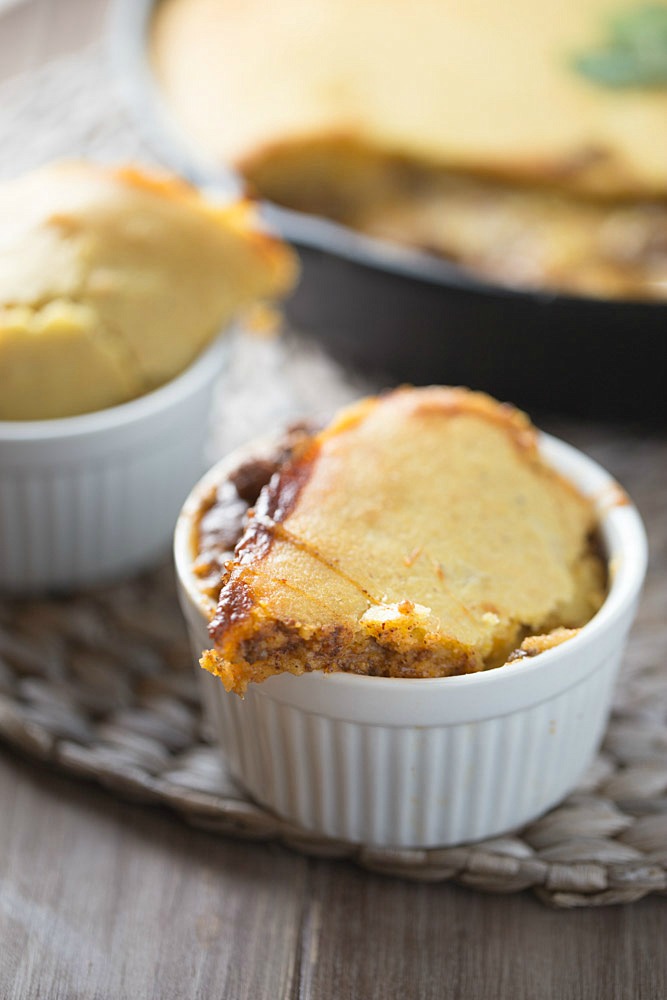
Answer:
xmin=174 ymin=427 xmax=648 ymax=692
xmin=0 ymin=331 xmax=231 ymax=441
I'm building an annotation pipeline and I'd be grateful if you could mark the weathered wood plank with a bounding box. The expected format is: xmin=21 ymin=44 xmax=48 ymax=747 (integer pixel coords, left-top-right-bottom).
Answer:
xmin=4 ymin=751 xmax=665 ymax=1000
xmin=298 ymin=860 xmax=667 ymax=1000
xmin=0 ymin=0 xmax=110 ymax=84
xmin=0 ymin=751 xmax=309 ymax=1000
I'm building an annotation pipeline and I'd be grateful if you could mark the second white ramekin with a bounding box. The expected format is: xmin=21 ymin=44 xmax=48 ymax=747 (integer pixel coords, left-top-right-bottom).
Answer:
xmin=0 ymin=334 xmax=228 ymax=593
xmin=175 ymin=434 xmax=647 ymax=849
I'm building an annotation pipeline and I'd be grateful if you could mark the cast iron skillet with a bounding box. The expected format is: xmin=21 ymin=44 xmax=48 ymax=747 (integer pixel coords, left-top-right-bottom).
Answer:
xmin=109 ymin=0 xmax=667 ymax=423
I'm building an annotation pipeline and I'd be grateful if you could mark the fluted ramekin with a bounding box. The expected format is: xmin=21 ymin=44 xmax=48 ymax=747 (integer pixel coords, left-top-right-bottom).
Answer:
xmin=174 ymin=433 xmax=647 ymax=849
xmin=0 ymin=334 xmax=228 ymax=593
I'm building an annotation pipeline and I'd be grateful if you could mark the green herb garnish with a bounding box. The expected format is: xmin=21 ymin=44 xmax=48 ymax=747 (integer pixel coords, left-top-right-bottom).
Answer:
xmin=573 ymin=4 xmax=667 ymax=88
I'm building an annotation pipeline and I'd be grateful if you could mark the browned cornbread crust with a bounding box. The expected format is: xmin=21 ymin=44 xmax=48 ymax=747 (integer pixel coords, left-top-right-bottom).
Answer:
xmin=152 ymin=0 xmax=667 ymax=301
xmin=200 ymin=387 xmax=606 ymax=694
xmin=242 ymin=140 xmax=667 ymax=302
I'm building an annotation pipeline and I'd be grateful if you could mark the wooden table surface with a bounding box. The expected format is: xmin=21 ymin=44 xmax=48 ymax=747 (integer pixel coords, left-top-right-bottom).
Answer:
xmin=0 ymin=3 xmax=666 ymax=998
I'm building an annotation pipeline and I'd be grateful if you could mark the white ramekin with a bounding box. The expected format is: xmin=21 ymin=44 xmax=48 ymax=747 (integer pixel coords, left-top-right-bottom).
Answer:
xmin=174 ymin=433 xmax=648 ymax=849
xmin=0 ymin=335 xmax=228 ymax=593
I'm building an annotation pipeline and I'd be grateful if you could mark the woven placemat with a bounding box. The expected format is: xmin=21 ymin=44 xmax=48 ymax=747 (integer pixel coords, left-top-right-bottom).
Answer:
xmin=0 ymin=538 xmax=666 ymax=910
xmin=1 ymin=45 xmax=667 ymax=908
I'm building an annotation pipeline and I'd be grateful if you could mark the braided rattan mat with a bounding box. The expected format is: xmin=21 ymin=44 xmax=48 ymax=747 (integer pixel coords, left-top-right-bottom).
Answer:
xmin=0 ymin=517 xmax=666 ymax=910
xmin=1 ymin=328 xmax=666 ymax=910
xmin=1 ymin=46 xmax=667 ymax=908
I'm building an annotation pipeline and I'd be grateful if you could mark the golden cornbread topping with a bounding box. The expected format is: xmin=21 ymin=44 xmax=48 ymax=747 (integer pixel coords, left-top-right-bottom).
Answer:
xmin=151 ymin=0 xmax=667 ymax=300
xmin=0 ymin=162 xmax=297 ymax=420
xmin=193 ymin=422 xmax=316 ymax=603
xmin=249 ymin=151 xmax=667 ymax=301
xmin=196 ymin=388 xmax=607 ymax=695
